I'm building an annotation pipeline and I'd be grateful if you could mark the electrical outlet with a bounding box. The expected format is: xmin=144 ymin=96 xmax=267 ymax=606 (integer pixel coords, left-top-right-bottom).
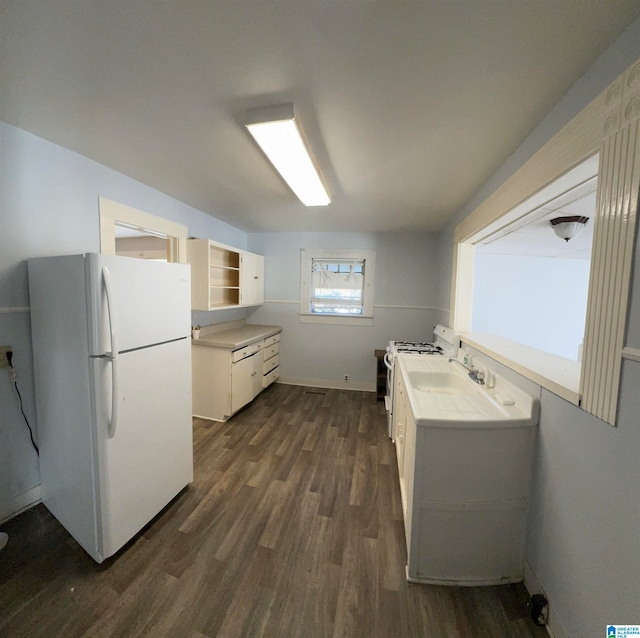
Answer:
xmin=0 ymin=346 xmax=12 ymax=369
xmin=344 ymin=374 xmax=349 ymax=382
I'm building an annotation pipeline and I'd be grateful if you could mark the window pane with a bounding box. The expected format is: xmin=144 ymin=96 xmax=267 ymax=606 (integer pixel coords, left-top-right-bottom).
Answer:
xmin=311 ymin=258 xmax=365 ymax=315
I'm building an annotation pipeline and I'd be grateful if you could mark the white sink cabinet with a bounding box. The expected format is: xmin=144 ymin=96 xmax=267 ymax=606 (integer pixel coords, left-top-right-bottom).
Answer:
xmin=395 ymin=355 xmax=539 ymax=586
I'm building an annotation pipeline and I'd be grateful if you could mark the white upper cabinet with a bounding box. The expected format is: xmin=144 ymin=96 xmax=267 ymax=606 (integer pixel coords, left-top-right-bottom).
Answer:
xmin=187 ymin=239 xmax=264 ymax=310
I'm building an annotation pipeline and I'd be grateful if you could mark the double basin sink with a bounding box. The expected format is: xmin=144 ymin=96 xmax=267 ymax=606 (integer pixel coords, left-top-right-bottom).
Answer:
xmin=398 ymin=354 xmax=539 ymax=427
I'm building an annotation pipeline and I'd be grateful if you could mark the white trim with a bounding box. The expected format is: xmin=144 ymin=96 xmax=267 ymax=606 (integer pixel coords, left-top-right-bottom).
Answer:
xmin=0 ymin=485 xmax=41 ymax=525
xmin=277 ymin=377 xmax=376 ymax=392
xmin=580 ymin=118 xmax=640 ymax=425
xmin=0 ymin=307 xmax=30 ymax=314
xmin=374 ymin=304 xmax=448 ymax=311
xmin=264 ymin=299 xmax=447 ymax=312
xmin=622 ymin=347 xmax=640 ymax=362
xmin=99 ymin=197 xmax=188 ymax=263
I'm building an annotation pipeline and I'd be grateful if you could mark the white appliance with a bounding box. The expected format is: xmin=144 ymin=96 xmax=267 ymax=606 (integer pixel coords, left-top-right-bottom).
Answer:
xmin=28 ymin=253 xmax=193 ymax=564
xmin=383 ymin=325 xmax=459 ymax=439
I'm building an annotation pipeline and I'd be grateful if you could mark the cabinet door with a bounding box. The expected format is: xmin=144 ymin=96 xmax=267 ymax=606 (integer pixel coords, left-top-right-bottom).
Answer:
xmin=252 ymin=348 xmax=263 ymax=397
xmin=231 ymin=351 xmax=262 ymax=413
xmin=240 ymin=252 xmax=265 ymax=306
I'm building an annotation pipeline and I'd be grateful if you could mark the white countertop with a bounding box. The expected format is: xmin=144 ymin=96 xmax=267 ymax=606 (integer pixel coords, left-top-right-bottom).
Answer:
xmin=192 ymin=324 xmax=281 ymax=350
xmin=398 ymin=354 xmax=539 ymax=428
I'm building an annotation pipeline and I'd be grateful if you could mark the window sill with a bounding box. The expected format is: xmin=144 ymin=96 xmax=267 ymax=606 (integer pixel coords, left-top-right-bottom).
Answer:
xmin=299 ymin=313 xmax=373 ymax=327
xmin=461 ymin=332 xmax=581 ymax=406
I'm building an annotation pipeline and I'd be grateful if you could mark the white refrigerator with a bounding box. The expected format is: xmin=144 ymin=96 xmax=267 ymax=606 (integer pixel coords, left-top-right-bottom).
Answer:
xmin=28 ymin=253 xmax=194 ymax=563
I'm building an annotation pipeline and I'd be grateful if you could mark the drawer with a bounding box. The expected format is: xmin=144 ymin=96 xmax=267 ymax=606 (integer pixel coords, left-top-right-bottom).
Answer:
xmin=264 ymin=333 xmax=281 ymax=348
xmin=232 ymin=341 xmax=263 ymax=363
xmin=263 ymin=342 xmax=280 ymax=361
xmin=263 ymin=353 xmax=280 ymax=375
xmin=263 ymin=365 xmax=280 ymax=388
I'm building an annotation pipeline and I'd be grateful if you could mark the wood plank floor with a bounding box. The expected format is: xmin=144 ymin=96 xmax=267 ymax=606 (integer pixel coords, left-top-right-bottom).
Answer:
xmin=0 ymin=384 xmax=547 ymax=637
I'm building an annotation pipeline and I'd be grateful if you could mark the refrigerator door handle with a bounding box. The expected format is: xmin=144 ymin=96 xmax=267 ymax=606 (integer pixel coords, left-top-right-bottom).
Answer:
xmin=102 ymin=266 xmax=119 ymax=438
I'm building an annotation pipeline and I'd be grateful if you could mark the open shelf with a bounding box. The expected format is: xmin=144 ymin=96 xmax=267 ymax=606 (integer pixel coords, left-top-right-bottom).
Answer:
xmin=187 ymin=238 xmax=264 ymax=311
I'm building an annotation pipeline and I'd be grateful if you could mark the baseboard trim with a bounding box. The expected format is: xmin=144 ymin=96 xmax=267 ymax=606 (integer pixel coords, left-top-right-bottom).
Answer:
xmin=0 ymin=485 xmax=41 ymax=525
xmin=277 ymin=377 xmax=376 ymax=393
xmin=524 ymin=562 xmax=568 ymax=638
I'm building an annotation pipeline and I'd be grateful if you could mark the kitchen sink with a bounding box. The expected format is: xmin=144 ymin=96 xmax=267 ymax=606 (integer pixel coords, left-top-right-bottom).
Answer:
xmin=407 ymin=370 xmax=473 ymax=394
xmin=397 ymin=354 xmax=539 ymax=426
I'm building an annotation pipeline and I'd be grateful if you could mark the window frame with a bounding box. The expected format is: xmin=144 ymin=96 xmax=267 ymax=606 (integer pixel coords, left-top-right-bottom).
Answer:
xmin=99 ymin=197 xmax=188 ymax=263
xmin=300 ymin=248 xmax=375 ymax=326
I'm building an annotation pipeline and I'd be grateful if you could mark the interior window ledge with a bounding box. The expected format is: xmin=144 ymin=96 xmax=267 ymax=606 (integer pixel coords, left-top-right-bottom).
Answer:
xmin=460 ymin=332 xmax=581 ymax=406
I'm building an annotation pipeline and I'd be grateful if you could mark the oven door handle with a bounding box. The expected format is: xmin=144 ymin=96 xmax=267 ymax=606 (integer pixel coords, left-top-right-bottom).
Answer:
xmin=383 ymin=351 xmax=393 ymax=371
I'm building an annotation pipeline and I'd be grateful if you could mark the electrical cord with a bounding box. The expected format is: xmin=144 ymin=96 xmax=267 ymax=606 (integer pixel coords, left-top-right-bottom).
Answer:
xmin=6 ymin=351 xmax=39 ymax=457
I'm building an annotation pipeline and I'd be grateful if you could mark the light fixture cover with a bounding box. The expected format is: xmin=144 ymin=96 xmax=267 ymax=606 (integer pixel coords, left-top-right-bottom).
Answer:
xmin=550 ymin=215 xmax=589 ymax=242
xmin=245 ymin=104 xmax=331 ymax=207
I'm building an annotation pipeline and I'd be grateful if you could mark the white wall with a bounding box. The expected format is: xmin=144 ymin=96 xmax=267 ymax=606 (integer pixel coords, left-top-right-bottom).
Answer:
xmin=472 ymin=254 xmax=590 ymax=361
xmin=0 ymin=121 xmax=248 ymax=522
xmin=246 ymin=231 xmax=443 ymax=389
xmin=437 ymin=18 xmax=640 ymax=636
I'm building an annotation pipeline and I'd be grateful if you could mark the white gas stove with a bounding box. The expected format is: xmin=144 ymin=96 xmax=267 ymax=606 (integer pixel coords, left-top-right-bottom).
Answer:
xmin=383 ymin=325 xmax=459 ymax=439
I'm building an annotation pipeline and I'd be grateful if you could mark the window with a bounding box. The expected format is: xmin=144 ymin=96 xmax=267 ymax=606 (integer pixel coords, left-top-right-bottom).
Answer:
xmin=311 ymin=259 xmax=365 ymax=315
xmin=99 ymin=197 xmax=187 ymax=263
xmin=471 ymin=169 xmax=596 ymax=362
xmin=300 ymin=249 xmax=375 ymax=325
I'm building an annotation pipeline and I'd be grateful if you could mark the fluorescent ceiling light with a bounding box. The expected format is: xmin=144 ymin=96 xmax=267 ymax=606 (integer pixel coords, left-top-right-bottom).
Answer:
xmin=246 ymin=104 xmax=331 ymax=207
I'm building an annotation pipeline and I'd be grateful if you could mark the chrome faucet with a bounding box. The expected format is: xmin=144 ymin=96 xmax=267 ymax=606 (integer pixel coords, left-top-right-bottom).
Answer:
xmin=448 ymin=357 xmax=485 ymax=385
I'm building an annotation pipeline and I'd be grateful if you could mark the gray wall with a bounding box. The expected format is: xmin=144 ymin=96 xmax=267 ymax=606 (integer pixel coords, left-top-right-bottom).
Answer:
xmin=437 ymin=18 xmax=640 ymax=636
xmin=0 ymin=121 xmax=247 ymax=522
xmin=246 ymin=231 xmax=444 ymax=389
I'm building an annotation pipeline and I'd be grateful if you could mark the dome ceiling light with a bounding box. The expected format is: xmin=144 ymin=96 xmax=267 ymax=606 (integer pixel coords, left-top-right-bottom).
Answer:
xmin=549 ymin=215 xmax=589 ymax=242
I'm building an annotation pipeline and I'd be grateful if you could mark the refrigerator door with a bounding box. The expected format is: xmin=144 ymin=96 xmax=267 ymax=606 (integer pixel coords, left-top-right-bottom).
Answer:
xmin=85 ymin=253 xmax=191 ymax=356
xmin=91 ymin=337 xmax=193 ymax=561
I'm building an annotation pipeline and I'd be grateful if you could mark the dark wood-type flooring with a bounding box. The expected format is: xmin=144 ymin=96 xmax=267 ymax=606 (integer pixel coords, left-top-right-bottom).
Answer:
xmin=0 ymin=384 xmax=547 ymax=637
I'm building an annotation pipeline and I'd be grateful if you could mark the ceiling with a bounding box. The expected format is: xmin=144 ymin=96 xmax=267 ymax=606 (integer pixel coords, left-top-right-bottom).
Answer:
xmin=2 ymin=1 xmax=639 ymax=234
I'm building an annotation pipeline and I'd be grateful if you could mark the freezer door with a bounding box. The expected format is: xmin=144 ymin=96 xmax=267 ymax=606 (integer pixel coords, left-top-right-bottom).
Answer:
xmin=91 ymin=338 xmax=193 ymax=561
xmin=86 ymin=253 xmax=191 ymax=355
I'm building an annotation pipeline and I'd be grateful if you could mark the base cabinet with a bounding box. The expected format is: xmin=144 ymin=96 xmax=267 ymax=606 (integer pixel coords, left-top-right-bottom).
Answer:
xmin=395 ymin=372 xmax=535 ymax=586
xmin=262 ymin=333 xmax=280 ymax=387
xmin=230 ymin=349 xmax=263 ymax=414
xmin=192 ymin=332 xmax=280 ymax=421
